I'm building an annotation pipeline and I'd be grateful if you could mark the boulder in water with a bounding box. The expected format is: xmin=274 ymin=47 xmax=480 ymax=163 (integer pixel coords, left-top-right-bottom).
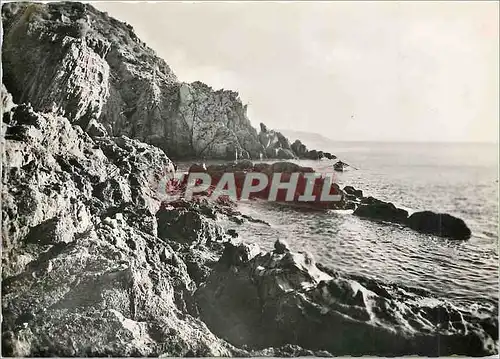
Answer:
xmin=406 ymin=211 xmax=472 ymax=240
xmin=353 ymin=201 xmax=408 ymax=224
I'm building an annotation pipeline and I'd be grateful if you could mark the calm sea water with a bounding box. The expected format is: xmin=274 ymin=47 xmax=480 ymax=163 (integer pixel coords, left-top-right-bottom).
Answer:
xmin=183 ymin=142 xmax=499 ymax=313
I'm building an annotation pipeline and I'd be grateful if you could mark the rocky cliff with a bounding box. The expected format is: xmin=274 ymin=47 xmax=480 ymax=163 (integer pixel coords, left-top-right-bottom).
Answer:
xmin=1 ymin=1 xmax=331 ymax=160
xmin=2 ymin=2 xmax=497 ymax=357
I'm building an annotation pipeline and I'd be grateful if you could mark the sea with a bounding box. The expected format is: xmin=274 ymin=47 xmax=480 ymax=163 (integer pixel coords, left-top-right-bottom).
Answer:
xmin=181 ymin=141 xmax=499 ymax=316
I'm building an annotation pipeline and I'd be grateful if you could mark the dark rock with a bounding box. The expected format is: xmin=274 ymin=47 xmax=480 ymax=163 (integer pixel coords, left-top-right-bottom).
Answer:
xmin=196 ymin=242 xmax=498 ymax=356
xmin=274 ymin=148 xmax=296 ymax=159
xmin=304 ymin=149 xmax=320 ymax=160
xmin=354 ymin=201 xmax=408 ymax=224
xmin=274 ymin=239 xmax=289 ymax=254
xmin=361 ymin=196 xmax=383 ymax=205
xmin=219 ymin=242 xmax=260 ymax=268
xmin=343 ymin=185 xmax=363 ymax=198
xmin=406 ymin=211 xmax=472 ymax=240
xmin=291 ymin=140 xmax=308 ymax=158
xmin=156 ymin=202 xmax=224 ymax=245
xmin=323 ymin=152 xmax=336 ymax=160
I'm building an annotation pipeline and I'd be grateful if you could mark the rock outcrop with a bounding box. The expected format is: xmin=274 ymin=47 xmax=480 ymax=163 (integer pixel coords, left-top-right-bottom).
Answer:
xmin=1 ymin=2 xmax=493 ymax=356
xmin=291 ymin=139 xmax=336 ymax=160
xmin=353 ymin=197 xmax=472 ymax=240
xmin=196 ymin=241 xmax=498 ymax=356
xmin=343 ymin=185 xmax=363 ymax=198
xmin=258 ymin=123 xmax=296 ymax=159
xmin=1 ymin=2 xmax=329 ymax=161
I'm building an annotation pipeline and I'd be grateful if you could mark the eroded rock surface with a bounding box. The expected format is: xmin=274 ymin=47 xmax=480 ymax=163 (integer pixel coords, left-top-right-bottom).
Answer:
xmin=196 ymin=241 xmax=498 ymax=356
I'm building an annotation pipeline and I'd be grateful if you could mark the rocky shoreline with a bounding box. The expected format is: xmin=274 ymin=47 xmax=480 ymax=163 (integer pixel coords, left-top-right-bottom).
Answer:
xmin=2 ymin=85 xmax=498 ymax=357
xmin=1 ymin=2 xmax=497 ymax=356
xmin=179 ymin=161 xmax=472 ymax=240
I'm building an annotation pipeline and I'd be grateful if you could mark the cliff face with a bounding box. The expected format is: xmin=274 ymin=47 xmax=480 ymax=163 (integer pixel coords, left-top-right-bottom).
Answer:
xmin=1 ymin=1 xmax=305 ymax=160
xmin=2 ymin=2 xmax=111 ymax=128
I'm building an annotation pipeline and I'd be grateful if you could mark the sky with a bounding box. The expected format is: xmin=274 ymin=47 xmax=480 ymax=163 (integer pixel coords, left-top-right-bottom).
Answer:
xmin=94 ymin=1 xmax=499 ymax=143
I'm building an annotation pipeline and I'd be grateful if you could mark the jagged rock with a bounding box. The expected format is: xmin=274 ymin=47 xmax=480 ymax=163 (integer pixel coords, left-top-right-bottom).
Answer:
xmin=289 ymin=139 xmax=335 ymax=160
xmin=196 ymin=242 xmax=498 ymax=356
xmin=304 ymin=149 xmax=323 ymax=160
xmin=291 ymin=140 xmax=308 ymax=158
xmin=85 ymin=118 xmax=108 ymax=137
xmin=2 ymin=3 xmax=494 ymax=357
xmin=2 ymin=3 xmax=110 ymax=128
xmin=274 ymin=148 xmax=296 ymax=159
xmin=273 ymin=239 xmax=289 ymax=254
xmin=2 ymin=221 xmax=236 ymax=357
xmin=258 ymin=123 xmax=297 ymax=159
xmin=156 ymin=201 xmax=225 ymax=245
xmin=343 ymin=185 xmax=363 ymax=198
xmin=406 ymin=211 xmax=472 ymax=240
xmin=353 ymin=201 xmax=408 ymax=224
